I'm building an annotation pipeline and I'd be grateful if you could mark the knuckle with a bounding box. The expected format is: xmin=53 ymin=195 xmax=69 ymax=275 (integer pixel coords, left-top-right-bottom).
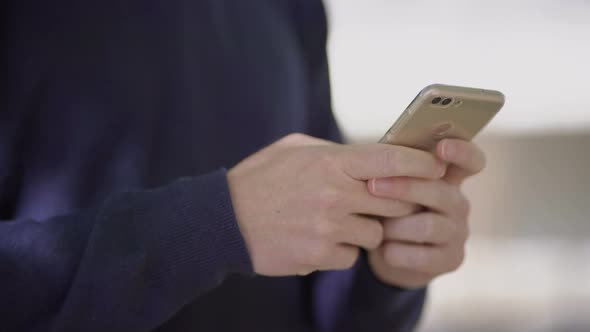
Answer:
xmin=317 ymin=188 xmax=343 ymax=211
xmin=367 ymin=223 xmax=384 ymax=249
xmin=311 ymin=153 xmax=342 ymax=179
xmin=463 ymin=199 xmax=471 ymax=217
xmin=462 ymin=221 xmax=471 ymax=242
xmin=313 ymin=219 xmax=337 ymax=238
xmin=456 ymin=193 xmax=471 ymax=217
xmin=315 ymin=153 xmax=339 ymax=170
xmin=451 ymin=216 xmax=470 ymax=243
xmin=449 ymin=247 xmax=466 ymax=271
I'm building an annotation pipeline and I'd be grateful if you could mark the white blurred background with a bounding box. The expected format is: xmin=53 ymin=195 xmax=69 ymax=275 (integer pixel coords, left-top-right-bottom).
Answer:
xmin=324 ymin=1 xmax=590 ymax=331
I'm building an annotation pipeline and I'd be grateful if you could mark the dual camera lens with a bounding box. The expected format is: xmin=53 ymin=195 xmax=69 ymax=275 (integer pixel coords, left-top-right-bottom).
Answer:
xmin=432 ymin=97 xmax=453 ymax=106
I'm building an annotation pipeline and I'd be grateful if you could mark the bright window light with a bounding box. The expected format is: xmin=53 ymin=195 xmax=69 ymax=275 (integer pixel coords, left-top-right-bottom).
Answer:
xmin=325 ymin=0 xmax=590 ymax=139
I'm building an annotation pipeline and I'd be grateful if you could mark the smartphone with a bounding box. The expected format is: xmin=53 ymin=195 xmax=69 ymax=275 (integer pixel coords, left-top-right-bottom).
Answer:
xmin=379 ymin=84 xmax=505 ymax=152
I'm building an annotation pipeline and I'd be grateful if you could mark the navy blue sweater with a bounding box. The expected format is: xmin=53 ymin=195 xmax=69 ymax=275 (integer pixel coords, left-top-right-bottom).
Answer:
xmin=0 ymin=0 xmax=425 ymax=331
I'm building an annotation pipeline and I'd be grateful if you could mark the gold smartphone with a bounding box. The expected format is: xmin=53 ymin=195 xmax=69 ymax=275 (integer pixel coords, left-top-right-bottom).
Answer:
xmin=379 ymin=84 xmax=505 ymax=152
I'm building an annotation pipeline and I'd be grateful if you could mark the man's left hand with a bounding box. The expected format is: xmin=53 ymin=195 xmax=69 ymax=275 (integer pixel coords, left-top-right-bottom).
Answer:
xmin=366 ymin=139 xmax=487 ymax=288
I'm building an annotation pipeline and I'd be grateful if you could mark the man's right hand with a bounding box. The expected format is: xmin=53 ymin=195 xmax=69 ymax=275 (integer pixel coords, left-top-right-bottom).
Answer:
xmin=227 ymin=133 xmax=446 ymax=277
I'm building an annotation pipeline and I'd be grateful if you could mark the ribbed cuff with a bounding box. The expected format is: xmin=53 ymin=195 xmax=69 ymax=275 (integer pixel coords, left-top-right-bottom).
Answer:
xmin=141 ymin=168 xmax=254 ymax=287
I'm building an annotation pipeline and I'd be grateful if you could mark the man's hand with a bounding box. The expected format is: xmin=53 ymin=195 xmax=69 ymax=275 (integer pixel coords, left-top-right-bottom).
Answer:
xmin=366 ymin=139 xmax=487 ymax=288
xmin=227 ymin=133 xmax=446 ymax=277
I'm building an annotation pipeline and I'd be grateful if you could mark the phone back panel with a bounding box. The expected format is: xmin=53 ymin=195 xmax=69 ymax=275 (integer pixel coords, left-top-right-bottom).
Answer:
xmin=379 ymin=84 xmax=505 ymax=152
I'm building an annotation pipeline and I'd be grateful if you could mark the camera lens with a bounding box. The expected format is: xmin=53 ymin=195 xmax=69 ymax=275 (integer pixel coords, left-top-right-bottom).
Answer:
xmin=432 ymin=97 xmax=442 ymax=104
xmin=442 ymin=98 xmax=453 ymax=106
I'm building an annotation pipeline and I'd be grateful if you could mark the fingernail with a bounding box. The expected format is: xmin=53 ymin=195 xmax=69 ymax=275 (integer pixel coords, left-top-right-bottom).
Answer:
xmin=371 ymin=178 xmax=389 ymax=195
xmin=443 ymin=141 xmax=454 ymax=159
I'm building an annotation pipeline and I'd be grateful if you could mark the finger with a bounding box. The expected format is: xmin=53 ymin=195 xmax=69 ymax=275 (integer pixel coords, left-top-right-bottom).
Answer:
xmin=377 ymin=268 xmax=433 ymax=289
xmin=340 ymin=144 xmax=446 ymax=181
xmin=368 ymin=250 xmax=433 ymax=288
xmin=323 ymin=244 xmax=360 ymax=270
xmin=443 ymin=165 xmax=473 ymax=186
xmin=336 ymin=215 xmax=384 ymax=250
xmin=437 ymin=139 xmax=486 ymax=184
xmin=350 ymin=191 xmax=421 ymax=218
xmin=354 ymin=198 xmax=421 ymax=219
xmin=343 ymin=178 xmax=421 ymax=218
xmin=381 ymin=241 xmax=465 ymax=275
xmin=382 ymin=213 xmax=462 ymax=245
xmin=368 ymin=177 xmax=468 ymax=217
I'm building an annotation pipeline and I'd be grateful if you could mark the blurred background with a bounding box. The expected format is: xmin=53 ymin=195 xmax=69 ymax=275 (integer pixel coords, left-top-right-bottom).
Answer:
xmin=323 ymin=0 xmax=590 ymax=331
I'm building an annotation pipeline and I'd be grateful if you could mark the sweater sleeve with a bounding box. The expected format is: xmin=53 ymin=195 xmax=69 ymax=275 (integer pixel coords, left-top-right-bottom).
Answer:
xmin=0 ymin=169 xmax=253 ymax=332
xmin=312 ymin=254 xmax=426 ymax=332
